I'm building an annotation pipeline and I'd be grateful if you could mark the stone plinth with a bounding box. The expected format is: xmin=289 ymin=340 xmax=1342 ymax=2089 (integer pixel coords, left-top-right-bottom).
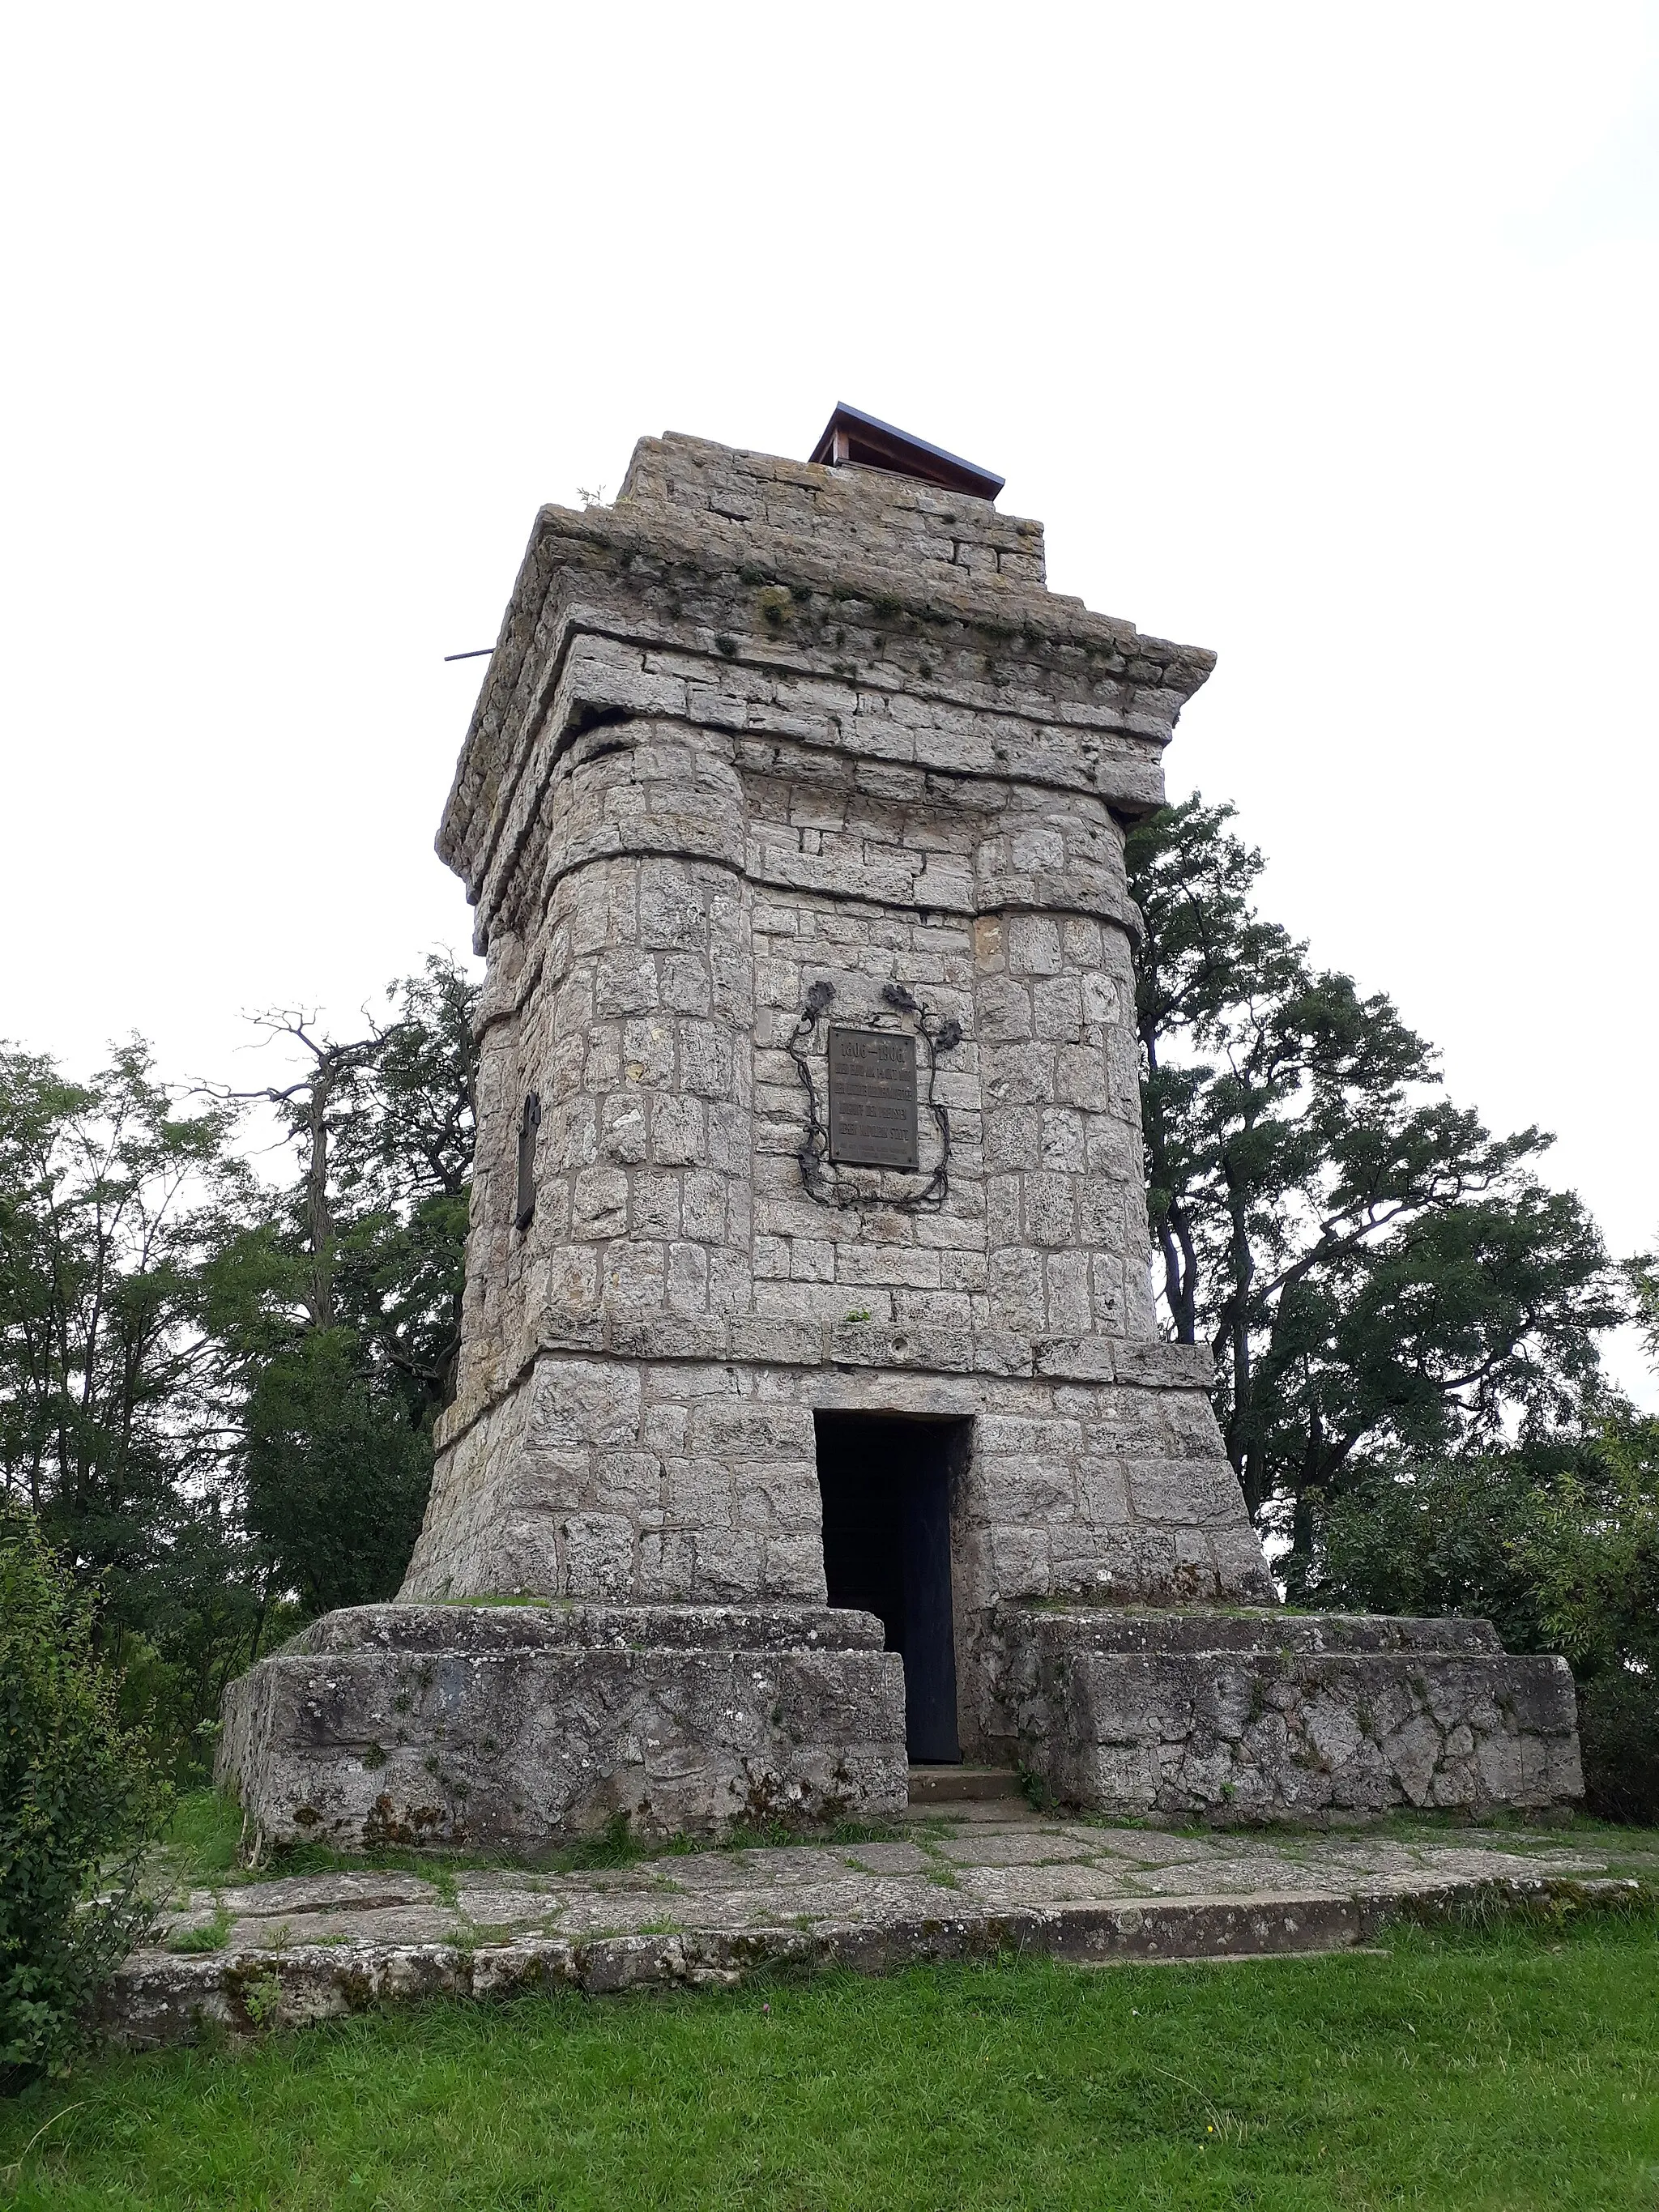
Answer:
xmin=999 ymin=1609 xmax=1584 ymax=1820
xmin=218 ymin=1603 xmax=906 ymax=1856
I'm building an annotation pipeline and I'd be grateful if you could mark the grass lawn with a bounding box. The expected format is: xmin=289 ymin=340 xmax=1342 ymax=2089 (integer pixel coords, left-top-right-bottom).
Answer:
xmin=3 ymin=1909 xmax=1658 ymax=2210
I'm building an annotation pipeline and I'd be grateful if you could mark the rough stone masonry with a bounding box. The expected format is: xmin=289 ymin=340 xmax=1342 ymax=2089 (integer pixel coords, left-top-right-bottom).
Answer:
xmin=220 ymin=419 xmax=1582 ymax=1850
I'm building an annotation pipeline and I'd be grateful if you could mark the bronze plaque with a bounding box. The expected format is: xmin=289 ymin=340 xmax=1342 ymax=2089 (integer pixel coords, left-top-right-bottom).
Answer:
xmin=827 ymin=1026 xmax=918 ymax=1170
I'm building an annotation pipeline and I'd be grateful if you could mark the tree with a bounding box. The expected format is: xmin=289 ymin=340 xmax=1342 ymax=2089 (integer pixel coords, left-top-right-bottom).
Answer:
xmin=1522 ymin=1411 xmax=1659 ymax=1680
xmin=0 ymin=957 xmax=477 ymax=1771
xmin=0 ymin=1042 xmax=266 ymax=1762
xmin=1127 ymin=798 xmax=1622 ymax=1567
xmin=1629 ymin=1246 xmax=1659 ymax=1374
xmin=211 ymin=955 xmax=479 ymax=1617
xmin=239 ymin=1328 xmax=434 ymax=1615
xmin=326 ymin=953 xmax=479 ymax=1425
xmin=1310 ymin=1450 xmax=1561 ymax=1657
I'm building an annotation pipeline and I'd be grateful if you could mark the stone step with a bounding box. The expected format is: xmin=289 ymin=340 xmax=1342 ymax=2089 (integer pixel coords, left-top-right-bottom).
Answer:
xmin=102 ymin=1873 xmax=1645 ymax=2047
xmin=907 ymin=1764 xmax=1024 ymax=1804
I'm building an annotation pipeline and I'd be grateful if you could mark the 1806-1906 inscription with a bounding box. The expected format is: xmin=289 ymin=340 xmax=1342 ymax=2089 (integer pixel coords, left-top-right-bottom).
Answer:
xmin=826 ymin=1026 xmax=919 ymax=1170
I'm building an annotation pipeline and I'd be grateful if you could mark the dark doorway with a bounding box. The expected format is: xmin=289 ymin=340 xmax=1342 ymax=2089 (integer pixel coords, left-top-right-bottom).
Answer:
xmin=814 ymin=1413 xmax=966 ymax=1763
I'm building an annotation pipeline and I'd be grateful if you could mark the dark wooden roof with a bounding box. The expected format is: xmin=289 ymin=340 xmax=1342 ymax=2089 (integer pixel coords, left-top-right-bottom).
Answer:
xmin=808 ymin=403 xmax=1004 ymax=501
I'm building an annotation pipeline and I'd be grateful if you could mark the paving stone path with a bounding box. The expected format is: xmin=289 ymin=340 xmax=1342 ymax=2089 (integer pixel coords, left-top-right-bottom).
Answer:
xmin=105 ymin=1800 xmax=1657 ymax=2048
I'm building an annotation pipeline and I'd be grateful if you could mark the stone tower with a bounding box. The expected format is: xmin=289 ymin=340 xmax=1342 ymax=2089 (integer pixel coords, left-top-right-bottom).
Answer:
xmin=220 ymin=411 xmax=1581 ymax=1848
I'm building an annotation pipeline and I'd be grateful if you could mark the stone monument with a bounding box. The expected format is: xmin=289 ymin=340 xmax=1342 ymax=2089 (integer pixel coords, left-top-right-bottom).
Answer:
xmin=220 ymin=406 xmax=1583 ymax=1850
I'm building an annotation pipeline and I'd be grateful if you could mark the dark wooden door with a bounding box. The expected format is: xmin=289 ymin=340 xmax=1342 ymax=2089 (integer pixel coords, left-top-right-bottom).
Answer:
xmin=898 ymin=1437 xmax=959 ymax=1762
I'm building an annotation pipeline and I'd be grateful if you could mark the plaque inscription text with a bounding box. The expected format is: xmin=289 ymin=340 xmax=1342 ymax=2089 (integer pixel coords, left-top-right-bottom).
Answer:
xmin=826 ymin=1026 xmax=919 ymax=1170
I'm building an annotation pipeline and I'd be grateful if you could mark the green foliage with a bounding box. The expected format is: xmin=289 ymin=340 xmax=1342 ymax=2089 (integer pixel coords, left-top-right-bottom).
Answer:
xmin=0 ymin=955 xmax=477 ymax=1784
xmin=0 ymin=1500 xmax=164 ymax=2084
xmin=213 ymin=955 xmax=479 ymax=1619
xmin=1522 ymin=1412 xmax=1659 ymax=1822
xmin=5 ymin=1922 xmax=1659 ymax=2206
xmin=1518 ymin=1414 xmax=1659 ymax=1680
xmin=1578 ymin=1671 xmax=1659 ymax=1828
xmin=243 ymin=1329 xmax=432 ymax=1616
xmin=1629 ymin=1247 xmax=1659 ymax=1372
xmin=167 ymin=1902 xmax=233 ymax=1954
xmin=0 ymin=1042 xmax=248 ymax=1556
xmin=0 ymin=1041 xmax=267 ymax=1775
xmin=1313 ymin=1415 xmax=1659 ymax=1820
xmin=1311 ymin=1451 xmax=1560 ymax=1652
xmin=1127 ymin=798 xmax=1621 ymax=1554
xmin=239 ymin=1973 xmax=284 ymax=2029
xmin=552 ymin=1811 xmax=642 ymax=1873
xmin=324 ymin=956 xmax=479 ymax=1426
xmin=156 ymin=1790 xmax=245 ymax=1884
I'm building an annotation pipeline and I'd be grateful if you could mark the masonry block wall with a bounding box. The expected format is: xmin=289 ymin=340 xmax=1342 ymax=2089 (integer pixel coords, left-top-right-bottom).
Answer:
xmin=399 ymin=433 xmax=1277 ymax=1756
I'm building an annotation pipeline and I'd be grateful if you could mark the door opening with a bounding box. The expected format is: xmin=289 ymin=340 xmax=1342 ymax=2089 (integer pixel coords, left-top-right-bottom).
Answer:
xmin=814 ymin=1413 xmax=966 ymax=1763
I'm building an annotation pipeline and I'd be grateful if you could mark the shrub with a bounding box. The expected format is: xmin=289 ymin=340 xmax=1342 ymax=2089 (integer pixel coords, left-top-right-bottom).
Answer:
xmin=1307 ymin=1455 xmax=1555 ymax=1655
xmin=1308 ymin=1417 xmax=1659 ymax=1822
xmin=0 ymin=1499 xmax=165 ymax=2084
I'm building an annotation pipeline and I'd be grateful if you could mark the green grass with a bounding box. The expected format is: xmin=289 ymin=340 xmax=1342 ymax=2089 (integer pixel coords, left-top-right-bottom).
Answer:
xmin=4 ymin=1912 xmax=1658 ymax=2209
xmin=164 ymin=1902 xmax=233 ymax=1955
xmin=151 ymin=1792 xmax=525 ymax=1891
xmin=156 ymin=1790 xmax=245 ymax=1882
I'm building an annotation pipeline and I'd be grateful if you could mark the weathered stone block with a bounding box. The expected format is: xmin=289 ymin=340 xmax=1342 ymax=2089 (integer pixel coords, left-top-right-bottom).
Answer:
xmin=998 ymin=1608 xmax=1582 ymax=1820
xmin=220 ymin=1605 xmax=906 ymax=1853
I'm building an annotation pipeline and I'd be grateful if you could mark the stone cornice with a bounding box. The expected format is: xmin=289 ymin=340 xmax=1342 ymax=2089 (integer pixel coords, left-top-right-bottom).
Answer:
xmin=454 ymin=623 xmax=1153 ymax=957
xmin=438 ymin=492 xmax=1215 ymax=897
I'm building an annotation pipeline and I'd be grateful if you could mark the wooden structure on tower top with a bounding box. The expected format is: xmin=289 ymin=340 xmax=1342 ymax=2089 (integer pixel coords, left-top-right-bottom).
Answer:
xmin=808 ymin=401 xmax=1005 ymax=501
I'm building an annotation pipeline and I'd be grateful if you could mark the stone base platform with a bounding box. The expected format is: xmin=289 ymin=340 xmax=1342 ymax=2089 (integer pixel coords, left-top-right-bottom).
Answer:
xmin=105 ymin=1799 xmax=1652 ymax=2048
xmin=998 ymin=1608 xmax=1584 ymax=1820
xmin=217 ymin=1603 xmax=907 ymax=1856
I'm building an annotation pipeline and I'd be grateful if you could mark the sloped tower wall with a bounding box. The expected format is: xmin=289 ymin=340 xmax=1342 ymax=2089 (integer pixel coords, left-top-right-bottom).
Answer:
xmin=399 ymin=435 xmax=1277 ymax=1747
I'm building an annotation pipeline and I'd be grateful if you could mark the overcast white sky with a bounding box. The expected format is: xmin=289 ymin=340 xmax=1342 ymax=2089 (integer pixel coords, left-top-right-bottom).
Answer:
xmin=2 ymin=2 xmax=1655 ymax=1397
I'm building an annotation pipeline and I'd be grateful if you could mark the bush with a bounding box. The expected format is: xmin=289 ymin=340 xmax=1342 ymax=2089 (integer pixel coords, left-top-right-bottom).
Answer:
xmin=1579 ymin=1669 xmax=1659 ymax=1826
xmin=1307 ymin=1418 xmax=1659 ymax=1822
xmin=0 ymin=1499 xmax=165 ymax=2084
xmin=1305 ymin=1455 xmax=1556 ymax=1655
